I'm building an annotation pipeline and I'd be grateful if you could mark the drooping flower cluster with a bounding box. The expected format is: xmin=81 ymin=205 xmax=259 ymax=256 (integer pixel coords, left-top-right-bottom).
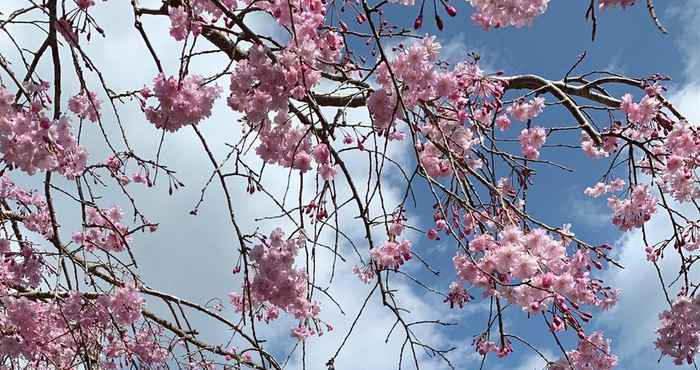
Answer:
xmin=655 ymin=295 xmax=700 ymax=366
xmin=229 ymin=228 xmax=322 ymax=338
xmin=468 ymin=0 xmax=550 ymax=30
xmin=657 ymin=121 xmax=700 ymax=202
xmin=367 ymin=88 xmax=403 ymax=132
xmin=444 ymin=282 xmax=471 ymax=308
xmin=68 ymin=90 xmax=101 ymax=122
xmin=230 ymin=0 xmax=341 ymax=110
xmin=549 ymin=332 xmax=618 ymax=370
xmin=419 ymin=111 xmax=483 ymax=177
xmin=419 ymin=141 xmax=454 ymax=177
xmin=584 ymin=178 xmax=625 ymax=198
xmin=168 ymin=6 xmax=202 ymax=41
xmin=620 ymin=92 xmax=661 ymax=140
xmin=143 ymin=73 xmax=221 ymax=132
xmin=72 ymin=206 xmax=131 ymax=252
xmin=254 ymin=117 xmax=314 ymax=172
xmin=167 ymin=0 xmax=238 ymax=40
xmin=0 ymin=175 xmax=54 ymax=238
xmin=581 ymin=131 xmax=619 ymax=158
xmin=508 ymin=97 xmax=545 ymax=121
xmin=0 ymin=285 xmax=163 ymax=369
xmin=225 ymin=0 xmax=342 ymax=179
xmin=0 ymin=239 xmax=43 ymax=292
xmin=100 ymin=284 xmax=145 ymax=325
xmin=312 ymin=143 xmax=338 ymax=180
xmin=607 ymin=184 xmax=656 ymax=231
xmin=102 ymin=327 xmax=169 ymax=368
xmin=0 ymin=87 xmax=87 ymax=179
xmin=518 ymin=126 xmax=546 ymax=159
xmin=452 ymin=226 xmax=618 ymax=315
xmin=368 ymin=37 xmax=504 ymax=178
xmin=370 ymin=239 xmax=412 ymax=270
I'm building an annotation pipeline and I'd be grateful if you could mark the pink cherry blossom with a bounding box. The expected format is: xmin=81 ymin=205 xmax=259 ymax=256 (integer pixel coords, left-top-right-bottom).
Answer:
xmin=0 ymin=88 xmax=87 ymax=179
xmin=508 ymin=97 xmax=545 ymax=121
xmin=584 ymin=178 xmax=625 ymax=198
xmin=169 ymin=6 xmax=202 ymax=41
xmin=655 ymin=295 xmax=700 ymax=365
xmin=229 ymin=228 xmax=322 ymax=337
xmin=370 ymin=239 xmax=412 ymax=270
xmin=144 ymin=73 xmax=221 ymax=132
xmin=72 ymin=206 xmax=131 ymax=252
xmin=549 ymin=331 xmax=618 ymax=370
xmin=518 ymin=126 xmax=546 ymax=159
xmin=607 ymin=185 xmax=656 ymax=231
xmin=68 ymin=90 xmax=101 ymax=122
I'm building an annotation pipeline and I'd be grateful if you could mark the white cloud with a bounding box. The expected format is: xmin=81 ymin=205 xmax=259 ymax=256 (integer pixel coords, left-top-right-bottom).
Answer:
xmin=569 ymin=195 xmax=611 ymax=228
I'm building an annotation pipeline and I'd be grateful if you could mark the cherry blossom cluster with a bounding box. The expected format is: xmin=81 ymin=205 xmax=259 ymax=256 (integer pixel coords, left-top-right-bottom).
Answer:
xmin=475 ymin=337 xmax=513 ymax=358
xmin=368 ymin=37 xmax=514 ymax=178
xmin=581 ymin=131 xmax=619 ymax=158
xmin=419 ymin=111 xmax=483 ymax=177
xmin=452 ymin=226 xmax=618 ymax=317
xmin=0 ymin=175 xmax=54 ymax=238
xmin=223 ymin=0 xmax=343 ymax=179
xmin=169 ymin=6 xmax=202 ymax=41
xmin=369 ymin=37 xmax=460 ymax=126
xmin=0 ymin=87 xmax=87 ymax=179
xmin=229 ymin=228 xmax=323 ymax=339
xmin=72 ymin=206 xmax=132 ymax=252
xmin=607 ymin=184 xmax=656 ymax=231
xmin=168 ymin=0 xmax=238 ymax=41
xmin=620 ymin=92 xmax=661 ymax=140
xmin=68 ymin=90 xmax=101 ymax=122
xmin=655 ymin=295 xmax=700 ymax=366
xmin=142 ymin=73 xmax=221 ymax=132
xmin=518 ymin=126 xmax=546 ymax=159
xmin=0 ymin=239 xmax=43 ymax=292
xmin=583 ymin=88 xmax=697 ymax=206
xmin=444 ymin=282 xmax=471 ymax=308
xmin=312 ymin=143 xmax=338 ymax=180
xmin=367 ymin=88 xmax=403 ymax=133
xmin=227 ymin=0 xmax=342 ymax=111
xmin=656 ymin=121 xmax=700 ymax=202
xmin=254 ymin=117 xmax=314 ymax=171
xmin=584 ymin=178 xmax=625 ymax=198
xmin=549 ymin=331 xmax=618 ymax=370
xmin=680 ymin=223 xmax=700 ymax=252
xmin=102 ymin=327 xmax=168 ymax=368
xmin=370 ymin=239 xmax=413 ymax=270
xmin=508 ymin=97 xmax=545 ymax=121
xmin=0 ymin=284 xmax=163 ymax=369
xmin=468 ymin=0 xmax=550 ymax=30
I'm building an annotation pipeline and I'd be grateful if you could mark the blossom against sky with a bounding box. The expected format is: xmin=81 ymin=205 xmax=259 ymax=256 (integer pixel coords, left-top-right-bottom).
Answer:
xmin=1 ymin=0 xmax=699 ymax=368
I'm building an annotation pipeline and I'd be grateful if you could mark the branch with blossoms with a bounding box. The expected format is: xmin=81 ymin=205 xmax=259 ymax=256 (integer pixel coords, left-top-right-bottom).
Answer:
xmin=0 ymin=0 xmax=698 ymax=369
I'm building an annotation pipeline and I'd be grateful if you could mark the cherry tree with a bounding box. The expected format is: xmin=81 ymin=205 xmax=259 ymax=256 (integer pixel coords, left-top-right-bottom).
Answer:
xmin=0 ymin=0 xmax=698 ymax=369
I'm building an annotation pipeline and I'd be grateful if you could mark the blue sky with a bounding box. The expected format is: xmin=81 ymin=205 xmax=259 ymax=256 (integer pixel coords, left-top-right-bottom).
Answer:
xmin=1 ymin=0 xmax=699 ymax=369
